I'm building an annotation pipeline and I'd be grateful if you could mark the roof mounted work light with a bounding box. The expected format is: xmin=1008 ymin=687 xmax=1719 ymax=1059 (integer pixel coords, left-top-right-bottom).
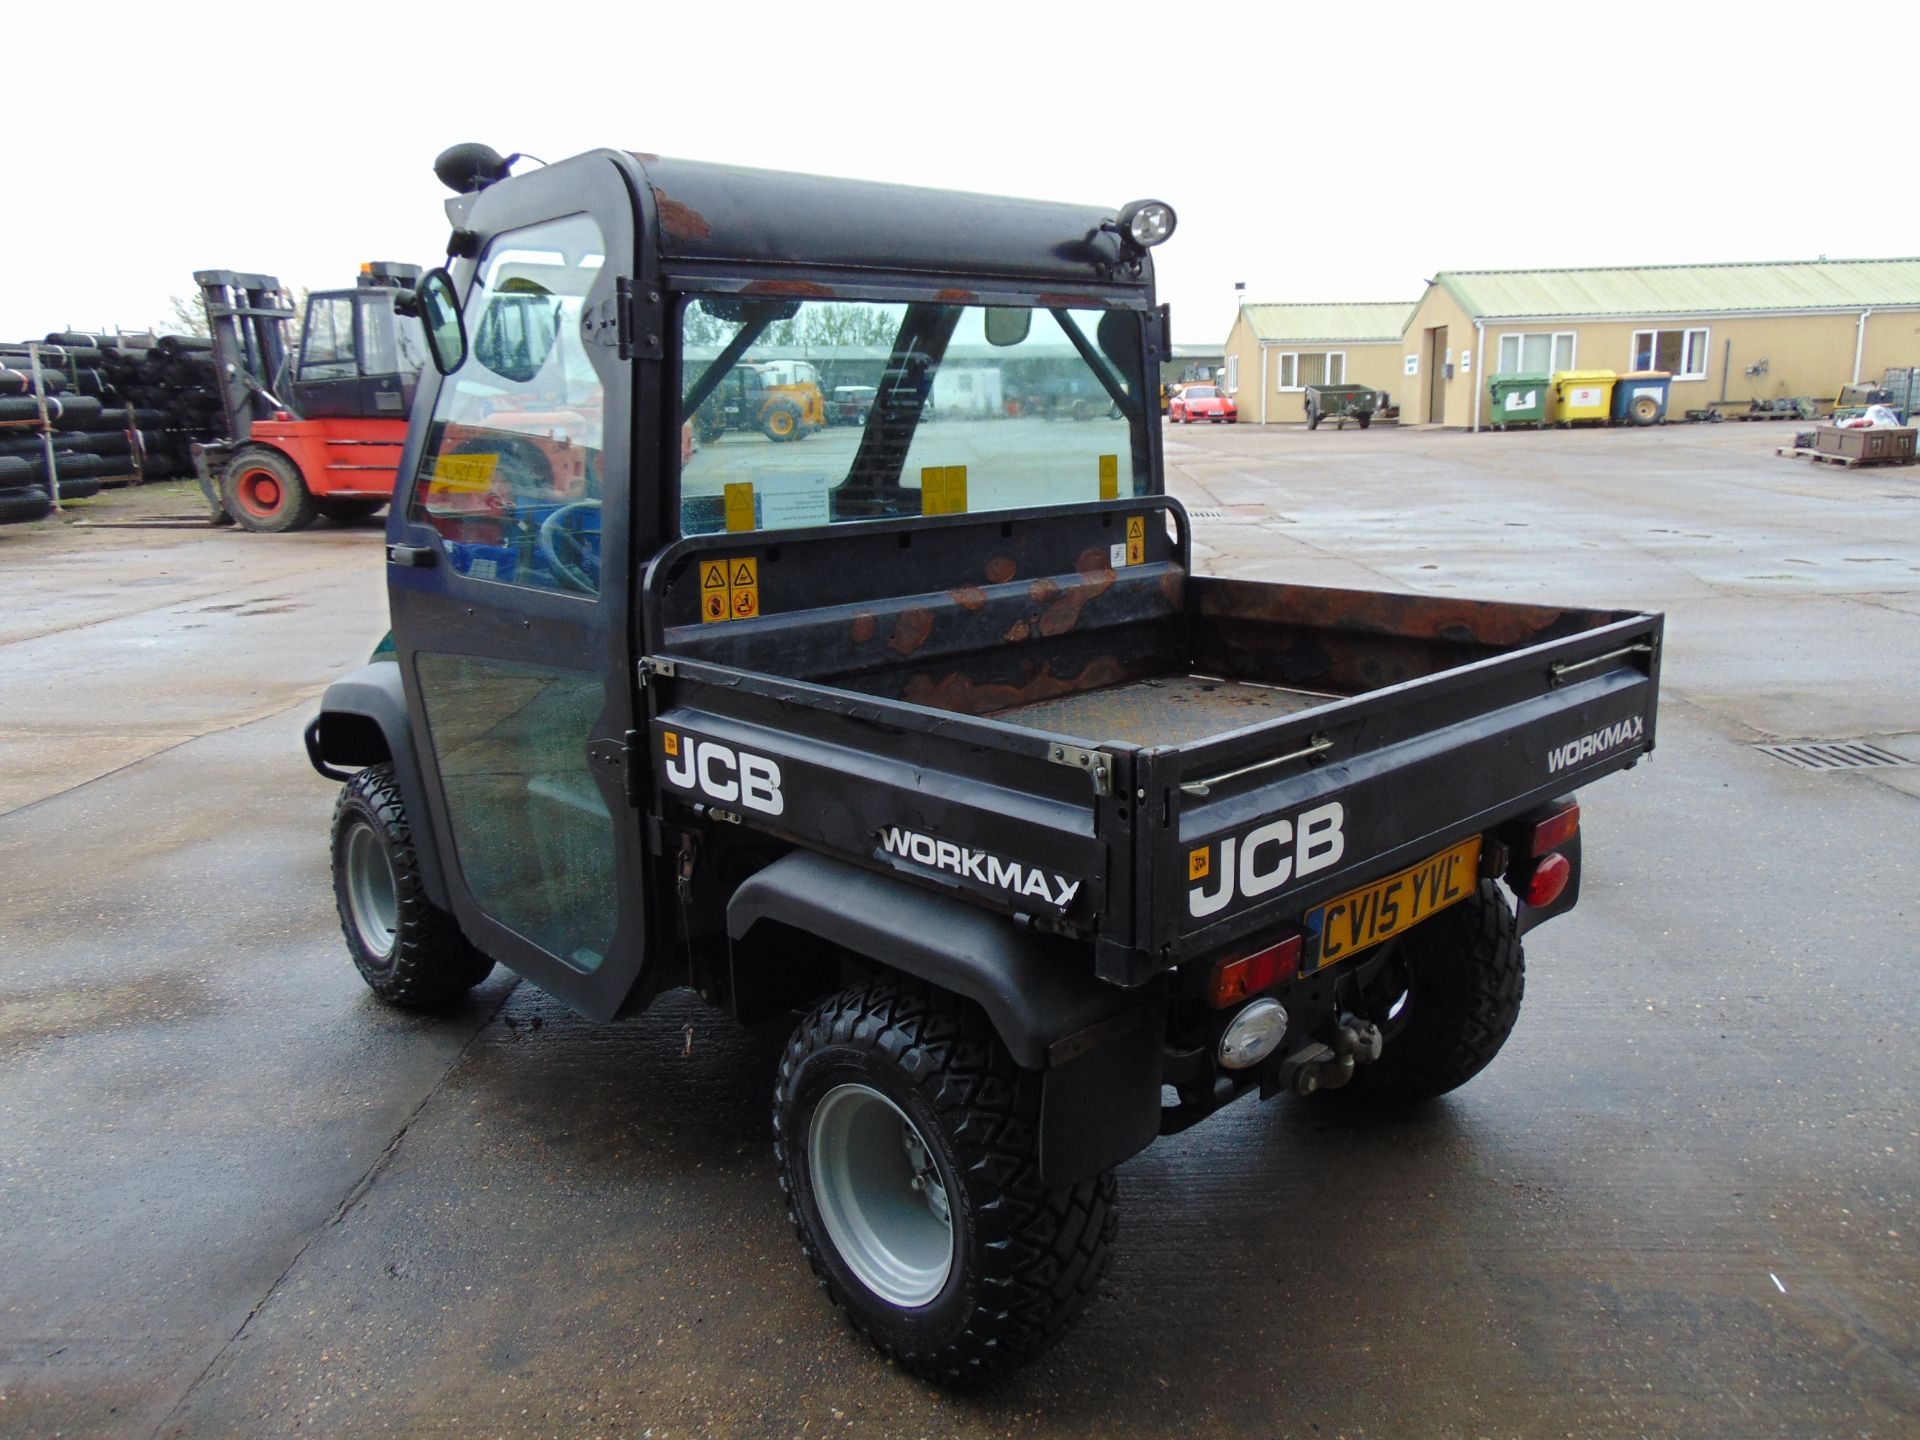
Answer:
xmin=1117 ymin=199 xmax=1177 ymax=250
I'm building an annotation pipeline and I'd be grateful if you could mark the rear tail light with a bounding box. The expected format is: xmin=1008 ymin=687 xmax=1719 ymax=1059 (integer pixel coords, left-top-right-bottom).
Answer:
xmin=1524 ymin=852 xmax=1571 ymax=908
xmin=1526 ymin=801 xmax=1580 ymax=857
xmin=1207 ymin=934 xmax=1302 ymax=1008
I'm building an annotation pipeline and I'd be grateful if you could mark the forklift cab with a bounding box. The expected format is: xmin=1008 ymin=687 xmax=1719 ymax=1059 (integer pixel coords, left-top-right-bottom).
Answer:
xmin=292 ymin=263 xmax=428 ymax=420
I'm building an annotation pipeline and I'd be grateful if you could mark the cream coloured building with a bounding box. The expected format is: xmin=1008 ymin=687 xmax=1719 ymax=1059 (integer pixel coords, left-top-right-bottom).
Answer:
xmin=1226 ymin=258 xmax=1920 ymax=428
xmin=1221 ymin=302 xmax=1416 ymax=424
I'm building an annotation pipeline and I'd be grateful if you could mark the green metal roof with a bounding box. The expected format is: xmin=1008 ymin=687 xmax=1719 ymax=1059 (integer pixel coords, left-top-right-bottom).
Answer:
xmin=1240 ymin=301 xmax=1417 ymax=343
xmin=1439 ymin=257 xmax=1920 ymax=320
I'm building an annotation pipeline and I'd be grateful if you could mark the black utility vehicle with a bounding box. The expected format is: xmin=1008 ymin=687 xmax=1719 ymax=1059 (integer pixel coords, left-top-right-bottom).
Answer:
xmin=308 ymin=143 xmax=1662 ymax=1385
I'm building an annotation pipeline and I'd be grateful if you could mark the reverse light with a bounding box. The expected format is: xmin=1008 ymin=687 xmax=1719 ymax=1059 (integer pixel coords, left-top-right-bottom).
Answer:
xmin=1118 ymin=199 xmax=1177 ymax=249
xmin=1218 ymin=999 xmax=1289 ymax=1070
xmin=1526 ymin=800 xmax=1580 ymax=857
xmin=1207 ymin=934 xmax=1302 ymax=1008
xmin=1524 ymin=852 xmax=1572 ymax=908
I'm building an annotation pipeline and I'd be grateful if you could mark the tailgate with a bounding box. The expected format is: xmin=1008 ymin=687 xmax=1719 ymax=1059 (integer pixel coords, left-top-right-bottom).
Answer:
xmin=1128 ymin=613 xmax=1661 ymax=977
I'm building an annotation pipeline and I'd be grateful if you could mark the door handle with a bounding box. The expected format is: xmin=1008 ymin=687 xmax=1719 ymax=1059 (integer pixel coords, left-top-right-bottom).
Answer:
xmin=386 ymin=543 xmax=437 ymax=568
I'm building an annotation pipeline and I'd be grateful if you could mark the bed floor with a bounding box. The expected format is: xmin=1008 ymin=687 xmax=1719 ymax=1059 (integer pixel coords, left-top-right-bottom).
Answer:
xmin=989 ymin=673 xmax=1335 ymax=746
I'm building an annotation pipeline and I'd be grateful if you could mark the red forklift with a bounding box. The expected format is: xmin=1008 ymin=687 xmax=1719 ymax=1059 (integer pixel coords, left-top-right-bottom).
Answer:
xmin=193 ymin=263 xmax=424 ymax=531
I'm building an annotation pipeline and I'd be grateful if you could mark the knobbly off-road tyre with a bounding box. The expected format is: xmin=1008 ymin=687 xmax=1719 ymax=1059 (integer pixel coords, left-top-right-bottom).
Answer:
xmin=1332 ymin=881 xmax=1524 ymax=1108
xmin=773 ymin=977 xmax=1117 ymax=1387
xmin=762 ymin=400 xmax=802 ymax=441
xmin=330 ymin=765 xmax=492 ymax=1009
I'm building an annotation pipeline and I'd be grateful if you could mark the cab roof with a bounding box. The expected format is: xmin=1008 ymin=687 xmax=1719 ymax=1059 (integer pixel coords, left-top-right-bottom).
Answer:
xmin=629 ymin=153 xmax=1149 ymax=290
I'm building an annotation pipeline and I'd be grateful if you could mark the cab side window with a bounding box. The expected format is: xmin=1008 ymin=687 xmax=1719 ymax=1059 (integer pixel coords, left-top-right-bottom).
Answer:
xmin=407 ymin=213 xmax=608 ymax=597
xmin=300 ymin=297 xmax=358 ymax=380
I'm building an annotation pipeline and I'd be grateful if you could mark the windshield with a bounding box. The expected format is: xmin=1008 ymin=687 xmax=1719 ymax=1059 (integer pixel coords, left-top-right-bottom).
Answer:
xmin=1185 ymin=386 xmax=1218 ymax=399
xmin=678 ymin=298 xmax=1147 ymax=535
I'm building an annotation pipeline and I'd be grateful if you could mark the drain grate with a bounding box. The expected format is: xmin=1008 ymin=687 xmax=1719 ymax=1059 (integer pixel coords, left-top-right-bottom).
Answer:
xmin=1186 ymin=508 xmax=1224 ymax=521
xmin=1755 ymin=741 xmax=1914 ymax=771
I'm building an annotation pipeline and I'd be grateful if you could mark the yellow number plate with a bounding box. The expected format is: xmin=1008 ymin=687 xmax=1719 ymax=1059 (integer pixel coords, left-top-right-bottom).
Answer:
xmin=1306 ymin=836 xmax=1483 ymax=972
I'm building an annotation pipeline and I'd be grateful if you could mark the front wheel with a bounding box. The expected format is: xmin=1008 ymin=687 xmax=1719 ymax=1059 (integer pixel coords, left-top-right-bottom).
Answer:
xmin=330 ymin=765 xmax=493 ymax=1008
xmin=1329 ymin=881 xmax=1524 ymax=1107
xmin=774 ymin=978 xmax=1116 ymax=1386
xmin=222 ymin=447 xmax=317 ymax=532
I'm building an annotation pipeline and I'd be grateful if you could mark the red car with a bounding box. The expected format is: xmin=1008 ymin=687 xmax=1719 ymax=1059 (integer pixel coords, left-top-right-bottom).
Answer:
xmin=1170 ymin=384 xmax=1237 ymax=424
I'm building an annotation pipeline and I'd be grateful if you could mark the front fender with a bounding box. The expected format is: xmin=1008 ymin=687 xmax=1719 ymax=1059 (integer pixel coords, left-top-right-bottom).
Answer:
xmin=728 ymin=851 xmax=1163 ymax=1185
xmin=305 ymin=659 xmax=450 ymax=909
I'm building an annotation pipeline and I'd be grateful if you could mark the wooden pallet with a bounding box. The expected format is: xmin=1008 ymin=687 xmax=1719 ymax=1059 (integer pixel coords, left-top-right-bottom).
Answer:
xmin=1776 ymin=445 xmax=1917 ymax=469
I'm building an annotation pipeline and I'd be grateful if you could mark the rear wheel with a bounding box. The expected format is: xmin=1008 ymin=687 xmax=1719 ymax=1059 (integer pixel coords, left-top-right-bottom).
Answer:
xmin=774 ymin=977 xmax=1116 ymax=1386
xmin=1328 ymin=881 xmax=1523 ymax=1107
xmin=1357 ymin=413 xmax=1373 ymax=429
xmin=222 ymin=447 xmax=316 ymax=532
xmin=331 ymin=765 xmax=493 ymax=1008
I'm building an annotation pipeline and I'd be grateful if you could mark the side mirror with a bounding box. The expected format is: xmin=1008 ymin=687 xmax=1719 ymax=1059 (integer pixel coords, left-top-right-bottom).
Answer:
xmin=984 ymin=307 xmax=1031 ymax=347
xmin=416 ymin=268 xmax=467 ymax=375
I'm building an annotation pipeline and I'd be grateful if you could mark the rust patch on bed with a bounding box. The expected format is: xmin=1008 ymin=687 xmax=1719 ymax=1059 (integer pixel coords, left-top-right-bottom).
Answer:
xmin=1002 ymin=619 xmax=1032 ymax=643
xmin=1075 ymin=547 xmax=1117 ymax=597
xmin=1028 ymin=577 xmax=1061 ymax=605
xmin=1158 ymin=566 xmax=1187 ymax=605
xmin=1037 ymin=293 xmax=1108 ymax=310
xmin=650 ymin=188 xmax=711 ymax=242
xmin=850 ymin=611 xmax=878 ymax=644
xmin=901 ymin=656 xmax=1130 ymax=716
xmin=888 ymin=607 xmax=936 ymax=655
xmin=1195 ymin=577 xmax=1595 ymax=648
xmin=948 ymin=584 xmax=988 ymax=613
xmin=935 ymin=288 xmax=979 ymax=303
xmin=985 ymin=556 xmax=1017 ymax=584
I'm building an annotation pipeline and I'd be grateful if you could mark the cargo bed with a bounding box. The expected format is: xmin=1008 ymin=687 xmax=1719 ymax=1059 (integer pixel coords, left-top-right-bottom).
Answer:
xmin=644 ymin=497 xmax=1661 ymax=983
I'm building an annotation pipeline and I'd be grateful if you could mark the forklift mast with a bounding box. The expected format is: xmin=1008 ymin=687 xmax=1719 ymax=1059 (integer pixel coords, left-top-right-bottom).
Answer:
xmin=194 ymin=269 xmax=298 ymax=441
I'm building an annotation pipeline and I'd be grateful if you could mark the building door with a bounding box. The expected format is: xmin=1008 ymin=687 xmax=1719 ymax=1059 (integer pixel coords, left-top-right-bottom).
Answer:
xmin=1426 ymin=326 xmax=1448 ymax=424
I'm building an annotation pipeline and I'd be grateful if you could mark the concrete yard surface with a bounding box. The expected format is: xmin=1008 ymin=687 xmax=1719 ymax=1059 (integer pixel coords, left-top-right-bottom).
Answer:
xmin=0 ymin=428 xmax=1916 ymax=1438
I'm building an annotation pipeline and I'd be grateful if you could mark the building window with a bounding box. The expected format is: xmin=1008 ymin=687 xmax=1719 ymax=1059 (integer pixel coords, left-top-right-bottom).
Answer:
xmin=1496 ymin=332 xmax=1575 ymax=375
xmin=1226 ymin=354 xmax=1239 ymax=391
xmin=1275 ymin=351 xmax=1344 ymax=391
xmin=1631 ymin=328 xmax=1708 ymax=379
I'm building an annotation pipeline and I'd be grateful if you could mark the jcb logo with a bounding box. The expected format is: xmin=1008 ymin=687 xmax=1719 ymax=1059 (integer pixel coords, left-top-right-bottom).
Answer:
xmin=662 ymin=732 xmax=784 ymax=816
xmin=1188 ymin=801 xmax=1346 ymax=918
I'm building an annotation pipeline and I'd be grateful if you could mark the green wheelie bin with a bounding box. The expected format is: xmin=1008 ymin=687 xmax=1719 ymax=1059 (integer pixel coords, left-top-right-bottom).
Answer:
xmin=1487 ymin=374 xmax=1550 ymax=429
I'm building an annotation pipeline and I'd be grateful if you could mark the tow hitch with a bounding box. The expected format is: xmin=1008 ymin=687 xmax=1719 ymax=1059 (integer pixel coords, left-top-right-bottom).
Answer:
xmin=1276 ymin=1014 xmax=1383 ymax=1096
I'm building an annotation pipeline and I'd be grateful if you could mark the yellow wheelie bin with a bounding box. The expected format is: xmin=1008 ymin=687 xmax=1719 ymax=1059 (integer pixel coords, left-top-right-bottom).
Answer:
xmin=1548 ymin=369 xmax=1618 ymax=426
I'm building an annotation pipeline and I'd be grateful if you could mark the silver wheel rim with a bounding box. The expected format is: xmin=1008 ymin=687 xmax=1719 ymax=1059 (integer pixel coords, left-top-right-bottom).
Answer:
xmin=344 ymin=821 xmax=399 ymax=960
xmin=807 ymin=1082 xmax=954 ymax=1308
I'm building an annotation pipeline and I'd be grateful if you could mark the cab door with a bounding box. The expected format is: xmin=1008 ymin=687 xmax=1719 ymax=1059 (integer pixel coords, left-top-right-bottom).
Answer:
xmin=384 ymin=156 xmax=648 ymax=1019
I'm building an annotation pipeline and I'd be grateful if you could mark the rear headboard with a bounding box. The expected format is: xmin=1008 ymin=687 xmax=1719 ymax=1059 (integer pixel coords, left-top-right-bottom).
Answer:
xmin=644 ymin=499 xmax=1189 ymax=714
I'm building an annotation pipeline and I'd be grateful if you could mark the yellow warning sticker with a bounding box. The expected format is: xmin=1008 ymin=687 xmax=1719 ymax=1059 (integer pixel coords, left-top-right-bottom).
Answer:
xmin=663 ymin=730 xmax=680 ymax=758
xmin=700 ymin=555 xmax=761 ymax=623
xmin=723 ymin=482 xmax=756 ymax=533
xmin=1189 ymin=846 xmax=1211 ymax=881
xmin=921 ymin=465 xmax=969 ymax=516
xmin=429 ymin=451 xmax=498 ymax=494
xmin=1099 ymin=454 xmax=1119 ymax=500
xmin=1126 ymin=515 xmax=1146 ymax=542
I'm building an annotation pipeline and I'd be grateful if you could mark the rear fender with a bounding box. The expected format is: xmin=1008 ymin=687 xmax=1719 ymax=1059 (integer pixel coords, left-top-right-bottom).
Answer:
xmin=304 ymin=659 xmax=450 ymax=909
xmin=728 ymin=851 xmax=1164 ymax=1185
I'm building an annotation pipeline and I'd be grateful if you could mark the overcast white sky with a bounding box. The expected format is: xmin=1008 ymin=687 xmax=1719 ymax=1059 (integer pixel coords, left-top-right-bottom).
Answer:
xmin=1 ymin=3 xmax=1903 ymax=348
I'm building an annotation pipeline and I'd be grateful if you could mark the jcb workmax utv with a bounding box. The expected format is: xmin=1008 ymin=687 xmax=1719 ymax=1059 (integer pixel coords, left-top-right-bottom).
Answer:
xmin=308 ymin=143 xmax=1662 ymax=1384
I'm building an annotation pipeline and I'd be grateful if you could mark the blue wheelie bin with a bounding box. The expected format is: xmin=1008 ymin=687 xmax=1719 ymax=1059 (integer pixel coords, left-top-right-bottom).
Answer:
xmin=1611 ymin=371 xmax=1672 ymax=426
